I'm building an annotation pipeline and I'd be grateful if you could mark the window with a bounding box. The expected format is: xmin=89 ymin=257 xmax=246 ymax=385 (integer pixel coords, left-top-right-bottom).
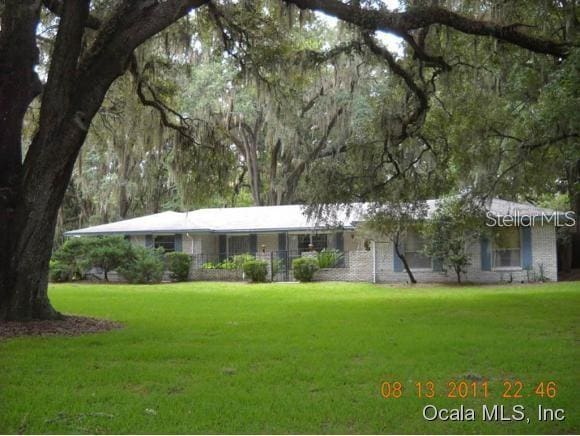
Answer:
xmin=311 ymin=234 xmax=328 ymax=251
xmin=297 ymin=234 xmax=311 ymax=252
xmin=154 ymin=235 xmax=175 ymax=252
xmin=493 ymin=227 xmax=521 ymax=268
xmin=296 ymin=234 xmax=328 ymax=252
xmin=405 ymin=231 xmax=431 ymax=269
xmin=228 ymin=235 xmax=250 ymax=256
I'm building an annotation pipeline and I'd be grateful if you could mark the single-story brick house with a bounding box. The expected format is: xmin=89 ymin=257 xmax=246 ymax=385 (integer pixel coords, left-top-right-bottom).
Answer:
xmin=65 ymin=199 xmax=561 ymax=283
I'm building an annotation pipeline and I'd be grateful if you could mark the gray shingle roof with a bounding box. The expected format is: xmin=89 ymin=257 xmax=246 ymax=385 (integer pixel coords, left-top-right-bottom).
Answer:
xmin=64 ymin=199 xmax=559 ymax=236
xmin=64 ymin=205 xmax=347 ymax=236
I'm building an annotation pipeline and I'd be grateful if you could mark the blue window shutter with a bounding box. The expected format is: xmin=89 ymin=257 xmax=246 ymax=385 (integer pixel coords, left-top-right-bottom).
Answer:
xmin=433 ymin=257 xmax=443 ymax=272
xmin=336 ymin=232 xmax=344 ymax=251
xmin=480 ymin=236 xmax=491 ymax=271
xmin=521 ymin=227 xmax=533 ymax=269
xmin=278 ymin=233 xmax=287 ymax=251
xmin=145 ymin=235 xmax=153 ymax=248
xmin=219 ymin=235 xmax=227 ymax=261
xmin=249 ymin=234 xmax=257 ymax=254
xmin=393 ymin=242 xmax=404 ymax=272
xmin=174 ymin=234 xmax=183 ymax=252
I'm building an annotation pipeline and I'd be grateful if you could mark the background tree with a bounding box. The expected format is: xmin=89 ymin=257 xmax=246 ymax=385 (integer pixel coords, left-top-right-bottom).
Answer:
xmin=0 ymin=0 xmax=210 ymax=320
xmin=422 ymin=196 xmax=487 ymax=283
xmin=87 ymin=236 xmax=133 ymax=282
xmin=0 ymin=0 xmax=571 ymax=320
xmin=361 ymin=199 xmax=428 ymax=283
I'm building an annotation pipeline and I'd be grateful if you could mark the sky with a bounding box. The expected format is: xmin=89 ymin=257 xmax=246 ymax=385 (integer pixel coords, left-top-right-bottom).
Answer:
xmin=315 ymin=0 xmax=404 ymax=54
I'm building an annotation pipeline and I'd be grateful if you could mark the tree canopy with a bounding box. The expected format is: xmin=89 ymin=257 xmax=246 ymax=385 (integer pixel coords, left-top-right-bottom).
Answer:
xmin=0 ymin=0 xmax=577 ymax=319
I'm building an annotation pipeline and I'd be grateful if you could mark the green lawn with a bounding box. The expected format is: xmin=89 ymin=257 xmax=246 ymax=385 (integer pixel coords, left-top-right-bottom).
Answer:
xmin=0 ymin=282 xmax=578 ymax=434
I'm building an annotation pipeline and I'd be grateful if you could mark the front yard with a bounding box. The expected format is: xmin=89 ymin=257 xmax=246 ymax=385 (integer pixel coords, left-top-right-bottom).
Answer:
xmin=0 ymin=282 xmax=578 ymax=434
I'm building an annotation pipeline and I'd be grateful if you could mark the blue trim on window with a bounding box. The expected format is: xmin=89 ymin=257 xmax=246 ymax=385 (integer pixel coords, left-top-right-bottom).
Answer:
xmin=480 ymin=236 xmax=491 ymax=271
xmin=393 ymin=243 xmax=404 ymax=272
xmin=521 ymin=227 xmax=533 ymax=269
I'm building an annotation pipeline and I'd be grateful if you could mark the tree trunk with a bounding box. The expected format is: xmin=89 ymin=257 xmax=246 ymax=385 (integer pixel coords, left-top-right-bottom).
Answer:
xmin=456 ymin=268 xmax=462 ymax=284
xmin=118 ymin=144 xmax=132 ymax=219
xmin=0 ymin=0 xmax=210 ymax=320
xmin=0 ymin=0 xmax=49 ymax=320
xmin=0 ymin=199 xmax=66 ymax=320
xmin=393 ymin=241 xmax=417 ymax=284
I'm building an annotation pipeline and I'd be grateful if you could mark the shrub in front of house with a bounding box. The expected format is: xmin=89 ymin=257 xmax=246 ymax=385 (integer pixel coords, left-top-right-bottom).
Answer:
xmin=87 ymin=236 xmax=133 ymax=281
xmin=201 ymin=259 xmax=240 ymax=270
xmin=317 ymin=249 xmax=344 ymax=268
xmin=292 ymin=257 xmax=319 ymax=282
xmin=49 ymin=259 xmax=70 ymax=282
xmin=50 ymin=237 xmax=94 ymax=281
xmin=118 ymin=247 xmax=164 ymax=284
xmin=166 ymin=252 xmax=192 ymax=281
xmin=243 ymin=260 xmax=268 ymax=282
xmin=232 ymin=253 xmax=255 ymax=269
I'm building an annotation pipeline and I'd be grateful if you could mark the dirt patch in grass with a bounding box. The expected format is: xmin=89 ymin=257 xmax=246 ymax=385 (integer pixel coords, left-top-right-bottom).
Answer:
xmin=0 ymin=316 xmax=123 ymax=340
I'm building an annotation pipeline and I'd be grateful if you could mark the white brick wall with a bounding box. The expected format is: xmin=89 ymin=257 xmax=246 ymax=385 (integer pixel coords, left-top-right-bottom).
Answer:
xmin=374 ymin=224 xmax=558 ymax=283
xmin=313 ymin=251 xmax=373 ymax=282
xmin=128 ymin=225 xmax=558 ymax=284
xmin=531 ymin=224 xmax=558 ymax=281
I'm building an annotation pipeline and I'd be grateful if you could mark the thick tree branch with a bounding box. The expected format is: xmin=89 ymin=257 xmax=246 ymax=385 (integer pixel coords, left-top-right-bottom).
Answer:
xmin=521 ymin=133 xmax=579 ymax=151
xmin=289 ymin=107 xmax=344 ymax=182
xmin=42 ymin=0 xmax=101 ymax=29
xmin=285 ymin=0 xmax=569 ymax=58
xmin=36 ymin=0 xmax=90 ymax=141
xmin=363 ymin=33 xmax=428 ymax=138
xmin=400 ymin=32 xmax=451 ymax=71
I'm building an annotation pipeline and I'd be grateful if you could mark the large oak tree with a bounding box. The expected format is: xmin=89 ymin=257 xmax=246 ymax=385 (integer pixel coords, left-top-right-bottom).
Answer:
xmin=0 ymin=0 xmax=569 ymax=320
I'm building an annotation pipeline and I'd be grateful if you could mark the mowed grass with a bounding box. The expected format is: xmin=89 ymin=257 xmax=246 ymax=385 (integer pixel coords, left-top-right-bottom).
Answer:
xmin=0 ymin=282 xmax=578 ymax=434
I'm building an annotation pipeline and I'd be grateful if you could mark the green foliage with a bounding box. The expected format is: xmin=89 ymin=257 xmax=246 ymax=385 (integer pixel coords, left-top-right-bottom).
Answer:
xmin=217 ymin=260 xmax=238 ymax=270
xmin=242 ymin=260 xmax=268 ymax=283
xmin=232 ymin=253 xmax=255 ymax=269
xmin=537 ymin=192 xmax=572 ymax=212
xmin=51 ymin=237 xmax=94 ymax=281
xmin=87 ymin=236 xmax=133 ymax=281
xmin=202 ymin=260 xmax=235 ymax=270
xmin=292 ymin=257 xmax=319 ymax=282
xmin=422 ymin=196 xmax=486 ymax=283
xmin=360 ymin=201 xmax=429 ymax=284
xmin=316 ymin=249 xmax=344 ymax=268
xmin=165 ymin=252 xmax=192 ymax=281
xmin=271 ymin=258 xmax=284 ymax=275
xmin=118 ymin=247 xmax=165 ymax=284
xmin=51 ymin=236 xmax=133 ymax=282
xmin=201 ymin=255 xmax=255 ymax=270
xmin=48 ymin=259 xmax=69 ymax=283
